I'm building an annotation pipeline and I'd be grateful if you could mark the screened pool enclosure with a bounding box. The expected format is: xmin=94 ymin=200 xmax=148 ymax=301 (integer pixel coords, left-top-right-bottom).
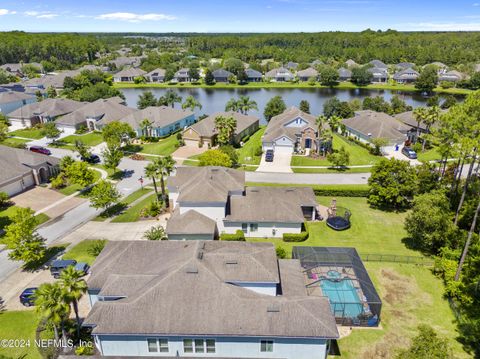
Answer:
xmin=292 ymin=246 xmax=382 ymax=326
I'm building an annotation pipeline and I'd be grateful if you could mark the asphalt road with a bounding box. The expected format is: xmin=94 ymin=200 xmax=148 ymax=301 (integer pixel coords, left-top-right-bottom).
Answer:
xmin=246 ymin=171 xmax=371 ymax=184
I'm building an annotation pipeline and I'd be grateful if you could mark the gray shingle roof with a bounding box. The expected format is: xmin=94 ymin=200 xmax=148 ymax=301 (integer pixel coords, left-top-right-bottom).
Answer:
xmin=338 ymin=67 xmax=352 ymax=78
xmin=369 ymin=59 xmax=387 ymax=69
xmin=0 ymin=91 xmax=34 ymax=104
xmin=297 ymin=67 xmax=318 ymax=78
xmin=393 ymin=68 xmax=419 ymax=81
xmin=117 ymin=106 xmax=193 ymax=130
xmin=245 ymin=68 xmax=262 ymax=78
xmin=263 ymin=107 xmax=321 ymax=143
xmin=146 ymin=68 xmax=166 ymax=78
xmin=114 ymin=67 xmax=147 ymax=78
xmin=6 ymin=98 xmax=84 ymax=119
xmin=212 ymin=69 xmax=233 ymax=78
xmin=166 ymin=209 xmax=217 ymax=235
xmin=265 ymin=67 xmax=293 ymax=79
xmin=186 ymin=111 xmax=259 ymax=139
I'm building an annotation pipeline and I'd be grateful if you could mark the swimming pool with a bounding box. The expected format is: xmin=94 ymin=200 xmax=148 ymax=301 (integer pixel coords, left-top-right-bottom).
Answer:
xmin=320 ymin=278 xmax=363 ymax=318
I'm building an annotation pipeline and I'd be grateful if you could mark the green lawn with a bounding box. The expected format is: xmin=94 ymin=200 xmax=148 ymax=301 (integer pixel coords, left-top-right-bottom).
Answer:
xmin=417 ymin=147 xmax=442 ymax=163
xmin=61 ymin=132 xmax=104 ymax=146
xmin=9 ymin=127 xmax=45 ymax=139
xmin=292 ymin=166 xmax=372 ymax=173
xmin=138 ymin=135 xmax=180 ymax=156
xmin=0 ymin=310 xmax=42 ymax=359
xmin=237 ymin=127 xmax=265 ymax=165
xmin=0 ymin=205 xmax=50 ymax=232
xmin=182 ymin=153 xmax=201 ymax=166
xmin=0 ymin=137 xmax=30 ymax=148
xmin=62 ymin=239 xmax=108 ymax=265
xmin=111 ymin=193 xmax=157 ymax=223
xmin=93 ymin=188 xmax=153 ymax=221
xmin=56 ymin=170 xmax=101 ymax=196
xmin=291 ymin=134 xmax=380 ymax=167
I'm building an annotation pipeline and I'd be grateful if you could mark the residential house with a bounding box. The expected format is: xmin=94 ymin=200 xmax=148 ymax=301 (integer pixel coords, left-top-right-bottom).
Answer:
xmin=345 ymin=59 xmax=358 ymax=67
xmin=113 ymin=68 xmax=147 ymax=83
xmin=0 ymin=145 xmax=59 ymax=196
xmin=369 ymin=59 xmax=388 ymax=69
xmin=262 ymin=107 xmax=325 ymax=154
xmin=212 ymin=69 xmax=233 ymax=82
xmin=396 ymin=62 xmax=416 ymax=70
xmin=83 ymin=240 xmax=338 ymax=359
xmin=146 ymin=68 xmax=166 ymax=83
xmin=114 ymin=106 xmax=195 ymax=137
xmin=182 ymin=111 xmax=259 ymax=147
xmin=394 ymin=110 xmax=445 ymax=143
xmin=173 ymin=68 xmax=191 ymax=82
xmin=285 ymin=61 xmax=299 ymax=70
xmin=0 ymin=63 xmax=43 ymax=78
xmin=297 ymin=67 xmax=318 ymax=81
xmin=393 ymin=68 xmax=419 ymax=84
xmin=109 ymin=56 xmax=143 ymax=70
xmin=338 ymin=67 xmax=352 ymax=81
xmin=245 ymin=68 xmax=262 ymax=82
xmin=342 ymin=110 xmax=410 ymax=146
xmin=0 ymin=91 xmax=36 ymax=114
xmin=367 ymin=67 xmax=388 ymax=83
xmin=55 ymin=97 xmax=135 ymax=134
xmin=23 ymin=69 xmax=86 ymax=90
xmin=311 ymin=59 xmax=324 ymax=67
xmin=265 ymin=67 xmax=294 ymax=82
xmin=439 ymin=70 xmax=465 ymax=83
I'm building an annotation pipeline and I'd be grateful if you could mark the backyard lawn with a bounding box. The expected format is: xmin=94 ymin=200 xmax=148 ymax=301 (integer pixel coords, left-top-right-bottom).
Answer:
xmin=291 ymin=134 xmax=380 ymax=167
xmin=237 ymin=127 xmax=265 ymax=165
xmin=9 ymin=127 xmax=45 ymax=139
xmin=0 ymin=310 xmax=42 ymax=359
xmin=111 ymin=193 xmax=158 ymax=223
xmin=61 ymin=132 xmax=104 ymax=146
xmin=138 ymin=135 xmax=179 ymax=156
xmin=62 ymin=239 xmax=108 ymax=265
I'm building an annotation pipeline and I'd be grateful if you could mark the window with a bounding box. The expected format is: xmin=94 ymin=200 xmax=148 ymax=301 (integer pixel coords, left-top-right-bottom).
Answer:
xmin=183 ymin=339 xmax=193 ymax=353
xmin=159 ymin=339 xmax=169 ymax=353
xmin=241 ymin=223 xmax=248 ymax=233
xmin=206 ymin=339 xmax=216 ymax=353
xmin=195 ymin=339 xmax=205 ymax=353
xmin=250 ymin=223 xmax=258 ymax=232
xmin=147 ymin=338 xmax=158 ymax=352
xmin=260 ymin=340 xmax=274 ymax=352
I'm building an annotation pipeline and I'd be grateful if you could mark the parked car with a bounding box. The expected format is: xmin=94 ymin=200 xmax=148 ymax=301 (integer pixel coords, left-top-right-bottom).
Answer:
xmin=29 ymin=146 xmax=51 ymax=155
xmin=81 ymin=154 xmax=100 ymax=164
xmin=265 ymin=149 xmax=274 ymax=162
xmin=19 ymin=287 xmax=37 ymax=307
xmin=74 ymin=262 xmax=90 ymax=276
xmin=401 ymin=146 xmax=417 ymax=159
xmin=50 ymin=259 xmax=77 ymax=278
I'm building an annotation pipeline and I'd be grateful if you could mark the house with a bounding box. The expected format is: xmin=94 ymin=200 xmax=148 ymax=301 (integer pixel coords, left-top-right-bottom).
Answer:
xmin=0 ymin=145 xmax=60 ymax=197
xmin=367 ymin=67 xmax=388 ymax=83
xmin=55 ymin=97 xmax=135 ymax=134
xmin=109 ymin=56 xmax=143 ymax=70
xmin=0 ymin=63 xmax=43 ymax=78
xmin=394 ymin=110 xmax=445 ymax=143
xmin=262 ymin=107 xmax=324 ymax=154
xmin=0 ymin=91 xmax=36 ymax=114
xmin=146 ymin=68 xmax=166 ymax=83
xmin=245 ymin=68 xmax=262 ymax=82
xmin=338 ymin=67 xmax=352 ymax=81
xmin=342 ymin=110 xmax=410 ymax=146
xmin=393 ymin=68 xmax=419 ymax=84
xmin=173 ymin=68 xmax=191 ymax=82
xmin=311 ymin=59 xmax=323 ymax=67
xmin=113 ymin=68 xmax=147 ymax=83
xmin=83 ymin=240 xmax=338 ymax=359
xmin=396 ymin=62 xmax=415 ymax=70
xmin=166 ymin=208 xmax=218 ymax=241
xmin=6 ymin=98 xmax=84 ymax=128
xmin=182 ymin=111 xmax=259 ymax=147
xmin=285 ymin=61 xmax=299 ymax=70
xmin=113 ymin=106 xmax=195 ymax=137
xmin=369 ymin=59 xmax=388 ymax=69
xmin=23 ymin=69 xmax=84 ymax=90
xmin=212 ymin=69 xmax=233 ymax=82
xmin=439 ymin=70 xmax=465 ymax=83
xmin=297 ymin=67 xmax=318 ymax=81
xmin=265 ymin=67 xmax=294 ymax=82
xmin=345 ymin=59 xmax=358 ymax=67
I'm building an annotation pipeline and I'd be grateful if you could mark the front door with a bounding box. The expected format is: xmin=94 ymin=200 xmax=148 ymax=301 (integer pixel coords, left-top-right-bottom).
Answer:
xmin=305 ymin=138 xmax=312 ymax=149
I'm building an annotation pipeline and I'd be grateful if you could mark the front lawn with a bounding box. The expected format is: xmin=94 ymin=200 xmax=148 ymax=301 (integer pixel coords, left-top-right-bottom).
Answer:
xmin=292 ymin=167 xmax=372 ymax=173
xmin=61 ymin=132 xmax=104 ymax=147
xmin=62 ymin=239 xmax=108 ymax=265
xmin=138 ymin=135 xmax=180 ymax=156
xmin=0 ymin=137 xmax=30 ymax=148
xmin=56 ymin=169 xmax=102 ymax=196
xmin=111 ymin=193 xmax=158 ymax=223
xmin=0 ymin=205 xmax=50 ymax=232
xmin=237 ymin=127 xmax=265 ymax=165
xmin=0 ymin=310 xmax=42 ymax=359
xmin=9 ymin=127 xmax=45 ymax=139
xmin=417 ymin=147 xmax=442 ymax=163
xmin=93 ymin=187 xmax=152 ymax=221
xmin=291 ymin=134 xmax=380 ymax=167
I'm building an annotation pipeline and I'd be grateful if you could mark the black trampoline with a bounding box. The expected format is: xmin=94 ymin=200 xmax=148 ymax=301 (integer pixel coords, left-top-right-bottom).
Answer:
xmin=326 ymin=199 xmax=351 ymax=231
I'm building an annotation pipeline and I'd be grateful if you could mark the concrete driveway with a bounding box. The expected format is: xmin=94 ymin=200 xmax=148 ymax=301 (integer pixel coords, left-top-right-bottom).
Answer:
xmin=172 ymin=145 xmax=208 ymax=164
xmin=256 ymin=152 xmax=293 ymax=173
xmin=384 ymin=146 xmax=421 ymax=165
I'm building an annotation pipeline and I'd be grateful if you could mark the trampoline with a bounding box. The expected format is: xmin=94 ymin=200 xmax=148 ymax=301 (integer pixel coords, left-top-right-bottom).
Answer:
xmin=326 ymin=199 xmax=351 ymax=231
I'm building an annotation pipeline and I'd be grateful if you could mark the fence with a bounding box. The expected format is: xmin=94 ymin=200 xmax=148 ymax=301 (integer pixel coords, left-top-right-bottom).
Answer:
xmin=360 ymin=253 xmax=434 ymax=266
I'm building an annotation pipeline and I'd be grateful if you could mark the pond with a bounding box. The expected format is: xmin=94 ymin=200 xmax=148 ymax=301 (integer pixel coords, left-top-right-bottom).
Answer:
xmin=120 ymin=87 xmax=458 ymax=124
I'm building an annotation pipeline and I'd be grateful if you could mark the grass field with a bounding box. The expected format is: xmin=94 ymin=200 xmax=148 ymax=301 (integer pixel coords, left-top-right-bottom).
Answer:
xmin=0 ymin=205 xmax=50 ymax=232
xmin=111 ymin=193 xmax=157 ymax=223
xmin=9 ymin=127 xmax=45 ymax=139
xmin=0 ymin=310 xmax=42 ymax=359
xmin=62 ymin=239 xmax=108 ymax=265
xmin=417 ymin=147 xmax=442 ymax=163
xmin=93 ymin=187 xmax=153 ymax=221
xmin=0 ymin=137 xmax=30 ymax=148
xmin=138 ymin=135 xmax=180 ymax=156
xmin=292 ymin=167 xmax=372 ymax=173
xmin=61 ymin=132 xmax=104 ymax=147
xmin=237 ymin=127 xmax=265 ymax=165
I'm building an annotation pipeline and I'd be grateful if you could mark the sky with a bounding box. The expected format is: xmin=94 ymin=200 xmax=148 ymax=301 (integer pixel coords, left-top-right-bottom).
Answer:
xmin=0 ymin=0 xmax=480 ymax=32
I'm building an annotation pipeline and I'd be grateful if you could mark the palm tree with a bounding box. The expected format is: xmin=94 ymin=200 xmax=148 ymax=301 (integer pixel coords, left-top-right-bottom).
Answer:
xmin=163 ymin=90 xmax=182 ymax=108
xmin=413 ymin=106 xmax=429 ymax=145
xmin=455 ymin=198 xmax=480 ymax=281
xmin=59 ymin=266 xmax=87 ymax=338
xmin=237 ymin=96 xmax=258 ymax=114
xmin=182 ymin=95 xmax=202 ymax=112
xmin=35 ymin=282 xmax=70 ymax=342
xmin=214 ymin=115 xmax=237 ymax=146
xmin=145 ymin=162 xmax=160 ymax=199
xmin=139 ymin=118 xmax=153 ymax=137
xmin=225 ymin=98 xmax=239 ymax=112
xmin=316 ymin=115 xmax=327 ymax=133
xmin=153 ymin=156 xmax=175 ymax=207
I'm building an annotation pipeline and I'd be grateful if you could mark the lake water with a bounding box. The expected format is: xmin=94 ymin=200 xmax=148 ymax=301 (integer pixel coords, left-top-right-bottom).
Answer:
xmin=121 ymin=87 xmax=456 ymax=124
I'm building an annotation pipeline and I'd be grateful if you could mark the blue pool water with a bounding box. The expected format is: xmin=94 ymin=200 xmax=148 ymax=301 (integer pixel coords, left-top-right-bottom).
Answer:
xmin=320 ymin=278 xmax=363 ymax=318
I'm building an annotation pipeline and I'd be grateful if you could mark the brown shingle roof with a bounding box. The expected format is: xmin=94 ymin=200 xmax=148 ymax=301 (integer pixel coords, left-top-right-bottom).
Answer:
xmin=263 ymin=107 xmax=320 ymax=143
xmin=166 ymin=208 xmax=217 ymax=235
xmin=6 ymin=98 xmax=85 ymax=119
xmin=117 ymin=106 xmax=193 ymax=129
xmin=186 ymin=111 xmax=259 ymax=139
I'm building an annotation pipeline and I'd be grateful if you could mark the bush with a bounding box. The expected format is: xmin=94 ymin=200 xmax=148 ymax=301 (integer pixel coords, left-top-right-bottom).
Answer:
xmin=312 ymin=187 xmax=369 ymax=197
xmin=276 ymin=247 xmax=287 ymax=258
xmin=50 ymin=174 xmax=66 ymax=189
xmin=143 ymin=225 xmax=167 ymax=240
xmin=141 ymin=200 xmax=162 ymax=218
xmin=75 ymin=343 xmax=95 ymax=355
xmin=75 ymin=125 xmax=88 ymax=134
xmin=439 ymin=81 xmax=454 ymax=89
xmin=283 ymin=232 xmax=309 ymax=242
xmin=130 ymin=153 xmax=146 ymax=161
xmin=254 ymin=145 xmax=263 ymax=157
xmin=0 ymin=191 xmax=9 ymax=207
xmin=87 ymin=240 xmax=107 ymax=257
xmin=412 ymin=142 xmax=422 ymax=153
xmin=220 ymin=230 xmax=246 ymax=241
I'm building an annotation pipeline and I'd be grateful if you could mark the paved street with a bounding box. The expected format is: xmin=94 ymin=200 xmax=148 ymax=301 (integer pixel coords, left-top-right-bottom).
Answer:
xmin=246 ymin=171 xmax=371 ymax=184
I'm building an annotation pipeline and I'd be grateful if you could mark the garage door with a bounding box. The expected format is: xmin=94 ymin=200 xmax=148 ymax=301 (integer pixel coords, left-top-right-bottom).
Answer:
xmin=184 ymin=139 xmax=199 ymax=147
xmin=58 ymin=126 xmax=76 ymax=135
xmin=0 ymin=174 xmax=35 ymax=197
xmin=274 ymin=144 xmax=293 ymax=154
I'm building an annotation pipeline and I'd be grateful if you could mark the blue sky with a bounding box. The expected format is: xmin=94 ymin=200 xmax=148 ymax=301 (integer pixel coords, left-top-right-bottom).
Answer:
xmin=0 ymin=0 xmax=480 ymax=32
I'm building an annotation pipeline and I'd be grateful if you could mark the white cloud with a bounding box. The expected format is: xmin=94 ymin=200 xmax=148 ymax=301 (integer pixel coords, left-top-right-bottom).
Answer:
xmin=37 ymin=13 xmax=58 ymax=19
xmin=24 ymin=11 xmax=59 ymax=19
xmin=95 ymin=12 xmax=177 ymax=22
xmin=401 ymin=22 xmax=480 ymax=31
xmin=0 ymin=9 xmax=16 ymax=15
xmin=474 ymin=3 xmax=479 ymax=6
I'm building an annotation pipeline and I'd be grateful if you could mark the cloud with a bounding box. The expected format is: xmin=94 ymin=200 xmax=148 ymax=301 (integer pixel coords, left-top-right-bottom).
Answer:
xmin=37 ymin=14 xmax=59 ymax=19
xmin=24 ymin=10 xmax=58 ymax=19
xmin=401 ymin=22 xmax=480 ymax=31
xmin=0 ymin=9 xmax=16 ymax=15
xmin=474 ymin=3 xmax=479 ymax=6
xmin=95 ymin=12 xmax=177 ymax=22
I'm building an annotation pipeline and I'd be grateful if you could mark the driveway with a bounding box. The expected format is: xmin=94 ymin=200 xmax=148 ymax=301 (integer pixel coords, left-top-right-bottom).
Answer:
xmin=172 ymin=145 xmax=208 ymax=164
xmin=384 ymin=146 xmax=422 ymax=166
xmin=256 ymin=152 xmax=293 ymax=173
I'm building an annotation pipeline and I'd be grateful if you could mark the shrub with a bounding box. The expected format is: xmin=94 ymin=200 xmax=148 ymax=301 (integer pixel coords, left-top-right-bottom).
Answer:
xmin=141 ymin=200 xmax=162 ymax=218
xmin=312 ymin=187 xmax=369 ymax=197
xmin=75 ymin=125 xmax=88 ymax=134
xmin=130 ymin=153 xmax=146 ymax=161
xmin=276 ymin=247 xmax=287 ymax=259
xmin=143 ymin=225 xmax=167 ymax=240
xmin=283 ymin=232 xmax=309 ymax=242
xmin=0 ymin=191 xmax=9 ymax=207
xmin=220 ymin=230 xmax=246 ymax=241
xmin=75 ymin=343 xmax=94 ymax=355
xmin=254 ymin=145 xmax=263 ymax=157
xmin=87 ymin=240 xmax=107 ymax=257
xmin=50 ymin=174 xmax=66 ymax=189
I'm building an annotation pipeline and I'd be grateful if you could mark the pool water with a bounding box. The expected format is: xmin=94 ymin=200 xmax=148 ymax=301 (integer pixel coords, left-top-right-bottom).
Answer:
xmin=320 ymin=278 xmax=363 ymax=318
xmin=327 ymin=270 xmax=341 ymax=279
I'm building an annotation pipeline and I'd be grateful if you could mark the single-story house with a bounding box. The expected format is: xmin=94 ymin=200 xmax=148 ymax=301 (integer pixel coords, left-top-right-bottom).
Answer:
xmin=393 ymin=68 xmax=419 ymax=84
xmin=22 ymin=69 xmax=85 ymax=90
xmin=369 ymin=59 xmax=388 ymax=69
xmin=342 ymin=110 xmax=410 ymax=146
xmin=0 ymin=91 xmax=36 ymax=115
xmin=396 ymin=62 xmax=416 ymax=70
xmin=368 ymin=67 xmax=388 ymax=83
xmin=224 ymin=186 xmax=317 ymax=238
xmin=311 ymin=59 xmax=324 ymax=67
xmin=56 ymin=97 xmax=135 ymax=134
xmin=285 ymin=61 xmax=299 ymax=70
xmin=439 ymin=70 xmax=466 ymax=83
xmin=6 ymin=98 xmax=85 ymax=128
xmin=173 ymin=68 xmax=191 ymax=82
xmin=166 ymin=208 xmax=218 ymax=241
xmin=83 ymin=240 xmax=338 ymax=359
xmin=265 ymin=67 xmax=294 ymax=82
xmin=338 ymin=67 xmax=352 ymax=81
xmin=0 ymin=145 xmax=60 ymax=197
xmin=115 ymin=106 xmax=195 ymax=137
xmin=113 ymin=68 xmax=147 ymax=83
xmin=108 ymin=56 xmax=143 ymax=70
xmin=212 ymin=69 xmax=233 ymax=82
xmin=145 ymin=68 xmax=166 ymax=83
xmin=245 ymin=68 xmax=262 ymax=82
xmin=297 ymin=67 xmax=318 ymax=81
xmin=182 ymin=111 xmax=259 ymax=147
xmin=394 ymin=110 xmax=445 ymax=143
xmin=345 ymin=59 xmax=358 ymax=67
xmin=0 ymin=63 xmax=43 ymax=78
xmin=262 ymin=107 xmax=325 ymax=154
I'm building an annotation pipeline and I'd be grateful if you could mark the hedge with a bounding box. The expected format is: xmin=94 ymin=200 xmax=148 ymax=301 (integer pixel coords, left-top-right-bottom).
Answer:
xmin=246 ymin=182 xmax=370 ymax=197
xmin=283 ymin=232 xmax=309 ymax=242
xmin=220 ymin=230 xmax=246 ymax=241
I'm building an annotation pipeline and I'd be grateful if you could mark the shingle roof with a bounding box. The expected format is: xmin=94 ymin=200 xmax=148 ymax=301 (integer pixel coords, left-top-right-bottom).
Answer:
xmin=225 ymin=187 xmax=316 ymax=223
xmin=345 ymin=59 xmax=358 ymax=67
xmin=186 ymin=111 xmax=259 ymax=139
xmin=84 ymin=240 xmax=338 ymax=339
xmin=0 ymin=91 xmax=34 ymax=104
xmin=396 ymin=62 xmax=416 ymax=69
xmin=23 ymin=70 xmax=83 ymax=89
xmin=6 ymin=98 xmax=84 ymax=119
xmin=338 ymin=67 xmax=352 ymax=78
xmin=265 ymin=67 xmax=293 ymax=79
xmin=393 ymin=68 xmax=419 ymax=81
xmin=297 ymin=67 xmax=318 ymax=78
xmin=263 ymin=107 xmax=321 ymax=143
xmin=212 ymin=69 xmax=233 ymax=78
xmin=369 ymin=59 xmax=387 ymax=69
xmin=245 ymin=68 xmax=262 ymax=78
xmin=146 ymin=68 xmax=166 ymax=77
xmin=166 ymin=209 xmax=217 ymax=235
xmin=394 ymin=110 xmax=445 ymax=130
xmin=114 ymin=67 xmax=146 ymax=78
xmin=116 ymin=106 xmax=193 ymax=129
